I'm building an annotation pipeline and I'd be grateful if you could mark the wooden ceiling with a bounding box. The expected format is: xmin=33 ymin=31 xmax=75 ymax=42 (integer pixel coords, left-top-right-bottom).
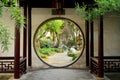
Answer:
xmin=20 ymin=0 xmax=94 ymax=8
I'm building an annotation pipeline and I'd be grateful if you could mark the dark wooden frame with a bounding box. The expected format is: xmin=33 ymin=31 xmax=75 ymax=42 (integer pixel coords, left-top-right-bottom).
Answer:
xmin=0 ymin=57 xmax=14 ymax=73
xmin=28 ymin=6 xmax=32 ymax=67
xmin=0 ymin=57 xmax=26 ymax=76
xmin=98 ymin=15 xmax=104 ymax=78
xmin=85 ymin=20 xmax=90 ymax=67
xmin=91 ymin=56 xmax=120 ymax=75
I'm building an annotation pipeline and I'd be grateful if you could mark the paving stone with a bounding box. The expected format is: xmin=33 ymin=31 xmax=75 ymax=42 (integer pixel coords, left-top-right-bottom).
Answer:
xmin=20 ymin=69 xmax=95 ymax=80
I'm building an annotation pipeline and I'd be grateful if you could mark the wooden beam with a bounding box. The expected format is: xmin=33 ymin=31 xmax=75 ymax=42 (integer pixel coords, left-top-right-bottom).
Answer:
xmin=90 ymin=20 xmax=94 ymax=57
xmin=23 ymin=1 xmax=27 ymax=58
xmin=14 ymin=28 xmax=20 ymax=79
xmin=14 ymin=1 xmax=21 ymax=79
xmin=98 ymin=15 xmax=104 ymax=78
xmin=28 ymin=6 xmax=32 ymax=66
xmin=85 ymin=20 xmax=90 ymax=67
xmin=23 ymin=1 xmax=27 ymax=74
xmin=90 ymin=20 xmax=94 ymax=71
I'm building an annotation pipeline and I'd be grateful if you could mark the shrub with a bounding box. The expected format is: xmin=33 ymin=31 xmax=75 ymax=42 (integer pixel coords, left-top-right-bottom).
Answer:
xmin=67 ymin=51 xmax=78 ymax=60
xmin=39 ymin=53 xmax=48 ymax=58
xmin=40 ymin=40 xmax=53 ymax=48
xmin=38 ymin=48 xmax=63 ymax=57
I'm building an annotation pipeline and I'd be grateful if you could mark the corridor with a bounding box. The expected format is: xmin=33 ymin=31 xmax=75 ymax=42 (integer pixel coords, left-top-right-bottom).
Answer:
xmin=20 ymin=69 xmax=95 ymax=80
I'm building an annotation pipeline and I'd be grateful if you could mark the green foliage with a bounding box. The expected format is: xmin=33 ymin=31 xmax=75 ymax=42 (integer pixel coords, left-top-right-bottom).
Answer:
xmin=40 ymin=39 xmax=53 ymax=48
xmin=39 ymin=53 xmax=48 ymax=58
xmin=36 ymin=20 xmax=64 ymax=40
xmin=0 ymin=1 xmax=4 ymax=16
xmin=67 ymin=39 xmax=75 ymax=48
xmin=76 ymin=0 xmax=120 ymax=20
xmin=61 ymin=45 xmax=68 ymax=51
xmin=39 ymin=48 xmax=54 ymax=56
xmin=0 ymin=22 xmax=13 ymax=52
xmin=9 ymin=0 xmax=25 ymax=28
xmin=9 ymin=6 xmax=25 ymax=28
xmin=45 ymin=20 xmax=63 ymax=34
xmin=67 ymin=51 xmax=78 ymax=60
xmin=75 ymin=3 xmax=87 ymax=16
xmin=36 ymin=19 xmax=64 ymax=49
xmin=0 ymin=0 xmax=25 ymax=28
xmin=38 ymin=48 xmax=63 ymax=56
xmin=52 ymin=20 xmax=64 ymax=34
xmin=0 ymin=0 xmax=25 ymax=52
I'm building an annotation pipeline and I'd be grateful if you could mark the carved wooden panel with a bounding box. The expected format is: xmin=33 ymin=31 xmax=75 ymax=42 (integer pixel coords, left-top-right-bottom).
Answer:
xmin=0 ymin=60 xmax=14 ymax=73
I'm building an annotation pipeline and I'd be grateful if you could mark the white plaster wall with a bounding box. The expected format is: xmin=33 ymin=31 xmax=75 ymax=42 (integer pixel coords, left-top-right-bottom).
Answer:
xmin=31 ymin=8 xmax=86 ymax=69
xmin=94 ymin=15 xmax=120 ymax=56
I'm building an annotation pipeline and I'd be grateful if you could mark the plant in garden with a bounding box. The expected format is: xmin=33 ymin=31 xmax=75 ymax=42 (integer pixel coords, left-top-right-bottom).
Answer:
xmin=35 ymin=20 xmax=64 ymax=49
xmin=0 ymin=0 xmax=24 ymax=52
xmin=67 ymin=51 xmax=78 ymax=60
xmin=0 ymin=22 xmax=13 ymax=52
xmin=38 ymin=48 xmax=63 ymax=57
xmin=76 ymin=0 xmax=120 ymax=20
xmin=10 ymin=6 xmax=25 ymax=28
xmin=40 ymin=39 xmax=53 ymax=48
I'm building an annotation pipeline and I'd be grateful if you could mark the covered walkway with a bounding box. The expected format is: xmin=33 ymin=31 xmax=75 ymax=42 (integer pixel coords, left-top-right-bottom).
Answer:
xmin=20 ymin=69 xmax=95 ymax=80
xmin=1 ymin=0 xmax=120 ymax=80
xmin=20 ymin=69 xmax=111 ymax=80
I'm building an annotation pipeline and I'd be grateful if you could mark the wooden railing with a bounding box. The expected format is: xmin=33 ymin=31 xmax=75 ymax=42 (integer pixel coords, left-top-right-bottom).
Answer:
xmin=20 ymin=57 xmax=27 ymax=76
xmin=0 ymin=56 xmax=27 ymax=77
xmin=91 ymin=56 xmax=120 ymax=75
xmin=104 ymin=56 xmax=120 ymax=72
xmin=91 ymin=57 xmax=98 ymax=75
xmin=0 ymin=57 xmax=14 ymax=73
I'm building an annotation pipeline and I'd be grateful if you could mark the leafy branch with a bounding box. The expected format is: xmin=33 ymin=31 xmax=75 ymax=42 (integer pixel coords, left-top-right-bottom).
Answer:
xmin=0 ymin=0 xmax=25 ymax=52
xmin=76 ymin=0 xmax=120 ymax=20
xmin=0 ymin=22 xmax=13 ymax=52
xmin=10 ymin=6 xmax=25 ymax=28
xmin=0 ymin=0 xmax=25 ymax=28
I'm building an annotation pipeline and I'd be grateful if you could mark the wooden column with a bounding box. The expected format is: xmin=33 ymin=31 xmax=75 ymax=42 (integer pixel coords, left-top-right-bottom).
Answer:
xmin=14 ymin=28 xmax=20 ymax=79
xmin=14 ymin=0 xmax=20 ymax=78
xmin=98 ymin=15 xmax=104 ymax=78
xmin=28 ymin=6 xmax=32 ymax=66
xmin=23 ymin=2 xmax=27 ymax=58
xmin=23 ymin=2 xmax=27 ymax=73
xmin=85 ymin=20 xmax=90 ymax=67
xmin=90 ymin=20 xmax=94 ymax=71
xmin=90 ymin=20 xmax=94 ymax=57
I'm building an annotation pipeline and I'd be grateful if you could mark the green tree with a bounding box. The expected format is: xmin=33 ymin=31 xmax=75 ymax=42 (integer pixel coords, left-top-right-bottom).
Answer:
xmin=36 ymin=20 xmax=64 ymax=48
xmin=0 ymin=0 xmax=24 ymax=52
xmin=76 ymin=0 xmax=120 ymax=20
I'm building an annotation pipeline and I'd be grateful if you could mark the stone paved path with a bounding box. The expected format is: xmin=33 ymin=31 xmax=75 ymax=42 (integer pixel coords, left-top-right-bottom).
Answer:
xmin=20 ymin=69 xmax=96 ymax=80
xmin=44 ymin=52 xmax=73 ymax=66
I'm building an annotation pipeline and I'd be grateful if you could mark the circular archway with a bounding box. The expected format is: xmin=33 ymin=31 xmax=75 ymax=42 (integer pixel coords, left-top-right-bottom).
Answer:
xmin=33 ymin=17 xmax=85 ymax=68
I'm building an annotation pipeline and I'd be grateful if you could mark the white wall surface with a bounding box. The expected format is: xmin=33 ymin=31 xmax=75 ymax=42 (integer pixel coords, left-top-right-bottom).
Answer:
xmin=1 ymin=8 xmax=120 ymax=69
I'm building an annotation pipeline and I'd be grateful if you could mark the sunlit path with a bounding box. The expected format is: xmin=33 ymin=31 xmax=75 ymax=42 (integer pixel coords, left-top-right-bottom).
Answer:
xmin=45 ymin=52 xmax=73 ymax=66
